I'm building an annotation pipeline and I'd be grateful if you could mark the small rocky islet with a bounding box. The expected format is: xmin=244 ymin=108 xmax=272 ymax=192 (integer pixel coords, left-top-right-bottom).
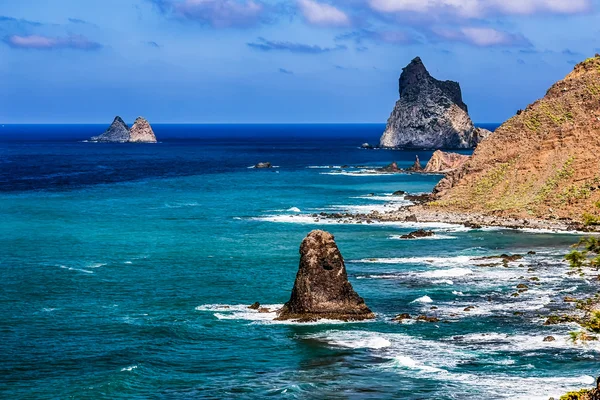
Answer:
xmin=89 ymin=116 xmax=157 ymax=143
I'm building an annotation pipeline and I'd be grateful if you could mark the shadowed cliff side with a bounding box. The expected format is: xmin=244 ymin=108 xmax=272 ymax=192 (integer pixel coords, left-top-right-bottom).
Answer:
xmin=380 ymin=57 xmax=490 ymax=149
xmin=430 ymin=55 xmax=600 ymax=223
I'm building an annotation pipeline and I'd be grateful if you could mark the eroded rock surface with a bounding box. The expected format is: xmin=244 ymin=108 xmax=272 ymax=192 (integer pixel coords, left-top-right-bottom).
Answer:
xmin=380 ymin=57 xmax=490 ymax=149
xmin=90 ymin=116 xmax=130 ymax=143
xmin=129 ymin=117 xmax=157 ymax=143
xmin=424 ymin=150 xmax=470 ymax=173
xmin=277 ymin=230 xmax=375 ymax=322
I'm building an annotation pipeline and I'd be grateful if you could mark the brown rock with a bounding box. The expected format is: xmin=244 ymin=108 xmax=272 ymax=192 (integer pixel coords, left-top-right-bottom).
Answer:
xmin=424 ymin=150 xmax=470 ymax=173
xmin=129 ymin=117 xmax=157 ymax=143
xmin=406 ymin=155 xmax=423 ymax=172
xmin=393 ymin=313 xmax=412 ymax=322
xmin=248 ymin=302 xmax=260 ymax=310
xmin=431 ymin=55 xmax=600 ymax=223
xmin=399 ymin=229 xmax=435 ymax=239
xmin=276 ymin=230 xmax=375 ymax=322
xmin=543 ymin=336 xmax=556 ymax=342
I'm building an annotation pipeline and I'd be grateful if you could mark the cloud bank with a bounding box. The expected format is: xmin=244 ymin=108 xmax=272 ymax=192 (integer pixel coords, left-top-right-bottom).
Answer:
xmin=4 ymin=34 xmax=102 ymax=50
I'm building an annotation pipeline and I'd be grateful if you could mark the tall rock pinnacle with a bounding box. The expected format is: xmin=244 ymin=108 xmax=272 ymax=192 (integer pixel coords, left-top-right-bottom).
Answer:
xmin=380 ymin=57 xmax=489 ymax=149
xmin=276 ymin=230 xmax=375 ymax=322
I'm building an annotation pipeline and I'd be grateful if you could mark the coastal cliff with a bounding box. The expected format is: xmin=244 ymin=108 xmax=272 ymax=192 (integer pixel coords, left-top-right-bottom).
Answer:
xmin=380 ymin=57 xmax=490 ymax=149
xmin=90 ymin=116 xmax=157 ymax=143
xmin=424 ymin=150 xmax=470 ymax=173
xmin=431 ymin=55 xmax=600 ymax=223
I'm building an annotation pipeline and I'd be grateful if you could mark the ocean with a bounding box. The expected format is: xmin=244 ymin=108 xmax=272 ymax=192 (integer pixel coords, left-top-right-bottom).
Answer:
xmin=1 ymin=124 xmax=598 ymax=399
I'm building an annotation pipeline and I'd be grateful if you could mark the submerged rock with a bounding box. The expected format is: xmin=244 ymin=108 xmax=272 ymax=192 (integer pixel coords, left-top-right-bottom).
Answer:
xmin=379 ymin=57 xmax=490 ymax=149
xmin=129 ymin=117 xmax=157 ymax=143
xmin=276 ymin=230 xmax=375 ymax=322
xmin=90 ymin=116 xmax=131 ymax=143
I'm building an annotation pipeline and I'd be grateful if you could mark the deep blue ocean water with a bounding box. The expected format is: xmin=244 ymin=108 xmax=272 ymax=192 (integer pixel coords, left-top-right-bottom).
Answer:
xmin=1 ymin=124 xmax=598 ymax=399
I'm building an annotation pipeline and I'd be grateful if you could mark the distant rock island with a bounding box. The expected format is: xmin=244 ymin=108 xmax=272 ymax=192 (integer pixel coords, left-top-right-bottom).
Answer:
xmin=276 ymin=230 xmax=374 ymax=322
xmin=90 ymin=116 xmax=157 ymax=143
xmin=432 ymin=54 xmax=600 ymax=222
xmin=380 ymin=57 xmax=490 ymax=149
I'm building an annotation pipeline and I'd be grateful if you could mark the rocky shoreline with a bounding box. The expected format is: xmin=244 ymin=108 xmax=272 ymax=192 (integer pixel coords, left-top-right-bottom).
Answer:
xmin=310 ymin=202 xmax=600 ymax=233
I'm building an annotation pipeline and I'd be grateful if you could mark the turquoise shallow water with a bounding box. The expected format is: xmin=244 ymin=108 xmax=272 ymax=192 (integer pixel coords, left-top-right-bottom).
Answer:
xmin=1 ymin=124 xmax=599 ymax=399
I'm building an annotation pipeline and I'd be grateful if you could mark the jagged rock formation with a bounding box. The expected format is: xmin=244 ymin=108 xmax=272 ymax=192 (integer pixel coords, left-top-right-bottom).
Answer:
xmin=379 ymin=162 xmax=402 ymax=173
xmin=424 ymin=150 xmax=470 ymax=173
xmin=380 ymin=57 xmax=490 ymax=149
xmin=406 ymin=155 xmax=423 ymax=172
xmin=89 ymin=116 xmax=156 ymax=143
xmin=129 ymin=117 xmax=157 ymax=143
xmin=276 ymin=230 xmax=375 ymax=322
xmin=431 ymin=55 xmax=600 ymax=222
xmin=90 ymin=116 xmax=130 ymax=143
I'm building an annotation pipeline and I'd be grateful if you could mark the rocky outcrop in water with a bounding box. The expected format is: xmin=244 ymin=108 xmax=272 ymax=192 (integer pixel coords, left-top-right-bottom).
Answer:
xmin=254 ymin=162 xmax=273 ymax=169
xmin=129 ymin=117 xmax=157 ymax=143
xmin=90 ymin=116 xmax=131 ymax=143
xmin=276 ymin=230 xmax=375 ymax=322
xmin=406 ymin=155 xmax=423 ymax=172
xmin=424 ymin=150 xmax=470 ymax=173
xmin=432 ymin=54 xmax=600 ymax=222
xmin=89 ymin=116 xmax=157 ymax=143
xmin=380 ymin=57 xmax=490 ymax=149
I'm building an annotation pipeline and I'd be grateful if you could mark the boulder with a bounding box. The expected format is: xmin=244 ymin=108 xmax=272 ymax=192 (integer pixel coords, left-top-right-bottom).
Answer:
xmin=400 ymin=229 xmax=435 ymax=239
xmin=276 ymin=230 xmax=375 ymax=322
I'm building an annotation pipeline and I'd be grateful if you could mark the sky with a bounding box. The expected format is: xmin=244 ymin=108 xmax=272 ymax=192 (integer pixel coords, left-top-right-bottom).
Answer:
xmin=0 ymin=0 xmax=599 ymax=124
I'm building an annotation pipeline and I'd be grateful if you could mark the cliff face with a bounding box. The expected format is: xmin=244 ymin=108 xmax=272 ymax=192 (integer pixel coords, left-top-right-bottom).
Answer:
xmin=380 ymin=57 xmax=490 ymax=149
xmin=129 ymin=117 xmax=157 ymax=143
xmin=424 ymin=150 xmax=470 ymax=173
xmin=90 ymin=116 xmax=130 ymax=143
xmin=432 ymin=55 xmax=600 ymax=222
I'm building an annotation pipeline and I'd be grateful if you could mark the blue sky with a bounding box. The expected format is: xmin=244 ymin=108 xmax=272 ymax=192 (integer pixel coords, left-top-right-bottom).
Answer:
xmin=0 ymin=0 xmax=599 ymax=124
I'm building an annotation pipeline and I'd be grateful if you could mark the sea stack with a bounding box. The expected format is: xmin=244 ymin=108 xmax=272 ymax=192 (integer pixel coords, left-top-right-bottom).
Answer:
xmin=89 ymin=116 xmax=157 ymax=143
xmin=129 ymin=117 xmax=157 ymax=143
xmin=276 ymin=230 xmax=375 ymax=322
xmin=380 ymin=57 xmax=490 ymax=149
xmin=90 ymin=116 xmax=130 ymax=143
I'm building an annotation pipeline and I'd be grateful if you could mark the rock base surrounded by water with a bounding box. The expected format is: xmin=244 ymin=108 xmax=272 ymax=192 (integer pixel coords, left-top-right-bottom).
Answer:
xmin=276 ymin=230 xmax=375 ymax=322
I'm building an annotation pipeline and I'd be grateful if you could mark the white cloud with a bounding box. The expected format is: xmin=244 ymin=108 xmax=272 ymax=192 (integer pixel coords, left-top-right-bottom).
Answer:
xmin=4 ymin=34 xmax=102 ymax=50
xmin=433 ymin=27 xmax=530 ymax=47
xmin=368 ymin=0 xmax=591 ymax=18
xmin=158 ymin=0 xmax=265 ymax=28
xmin=298 ymin=0 xmax=350 ymax=26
